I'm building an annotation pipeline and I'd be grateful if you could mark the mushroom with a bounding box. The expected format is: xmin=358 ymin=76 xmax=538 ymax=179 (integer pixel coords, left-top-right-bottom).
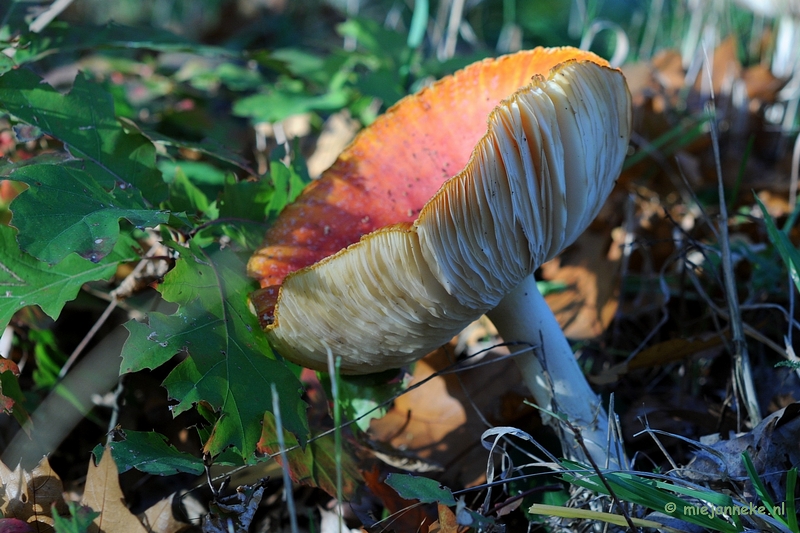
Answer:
xmin=248 ymin=47 xmax=632 ymax=465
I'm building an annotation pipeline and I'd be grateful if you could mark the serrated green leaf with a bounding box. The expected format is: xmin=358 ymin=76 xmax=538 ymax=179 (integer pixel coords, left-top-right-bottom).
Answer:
xmin=8 ymin=162 xmax=169 ymax=263
xmin=385 ymin=473 xmax=457 ymax=506
xmin=0 ymin=225 xmax=136 ymax=328
xmin=92 ymin=430 xmax=204 ymax=476
xmin=0 ymin=69 xmax=167 ymax=203
xmin=120 ymin=242 xmax=308 ymax=458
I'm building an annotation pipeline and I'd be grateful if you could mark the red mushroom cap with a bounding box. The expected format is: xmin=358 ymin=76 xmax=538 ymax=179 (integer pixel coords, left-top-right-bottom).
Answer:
xmin=248 ymin=47 xmax=632 ymax=373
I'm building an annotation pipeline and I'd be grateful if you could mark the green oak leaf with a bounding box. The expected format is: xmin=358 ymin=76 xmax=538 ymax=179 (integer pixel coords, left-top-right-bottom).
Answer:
xmin=120 ymin=241 xmax=308 ymax=458
xmin=9 ymin=162 xmax=169 ymax=263
xmin=0 ymin=68 xmax=167 ymax=203
xmin=385 ymin=473 xmax=457 ymax=505
xmin=0 ymin=224 xmax=137 ymax=328
xmin=92 ymin=430 xmax=204 ymax=476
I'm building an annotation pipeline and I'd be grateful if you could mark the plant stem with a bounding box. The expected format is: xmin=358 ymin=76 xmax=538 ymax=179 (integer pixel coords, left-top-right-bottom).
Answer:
xmin=486 ymin=274 xmax=617 ymax=468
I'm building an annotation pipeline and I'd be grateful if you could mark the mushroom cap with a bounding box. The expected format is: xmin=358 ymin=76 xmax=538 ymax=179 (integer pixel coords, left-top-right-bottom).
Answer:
xmin=248 ymin=47 xmax=632 ymax=374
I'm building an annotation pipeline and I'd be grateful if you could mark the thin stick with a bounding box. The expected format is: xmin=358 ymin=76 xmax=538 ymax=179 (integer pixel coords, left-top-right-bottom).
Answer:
xmin=58 ymin=298 xmax=117 ymax=379
xmin=271 ymin=383 xmax=299 ymax=533
xmin=29 ymin=0 xmax=75 ymax=32
xmin=707 ymin=101 xmax=762 ymax=425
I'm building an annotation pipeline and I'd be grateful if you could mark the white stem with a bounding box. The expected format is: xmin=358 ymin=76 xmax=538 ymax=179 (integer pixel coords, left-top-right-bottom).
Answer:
xmin=486 ymin=274 xmax=617 ymax=468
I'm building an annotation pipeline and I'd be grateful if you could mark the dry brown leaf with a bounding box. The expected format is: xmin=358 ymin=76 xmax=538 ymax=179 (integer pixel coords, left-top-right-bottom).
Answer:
xmin=684 ymin=402 xmax=800 ymax=502
xmin=540 ymin=228 xmax=619 ymax=340
xmin=139 ymin=495 xmax=189 ymax=533
xmin=80 ymin=449 xmax=147 ymax=533
xmin=651 ymin=49 xmax=685 ymax=92
xmin=592 ymin=335 xmax=725 ymax=385
xmin=742 ymin=63 xmax=785 ymax=102
xmin=694 ymin=36 xmax=742 ymax=95
xmin=0 ymin=456 xmax=66 ymax=532
xmin=368 ymin=346 xmax=537 ymax=488
xmin=428 ymin=503 xmax=461 ymax=533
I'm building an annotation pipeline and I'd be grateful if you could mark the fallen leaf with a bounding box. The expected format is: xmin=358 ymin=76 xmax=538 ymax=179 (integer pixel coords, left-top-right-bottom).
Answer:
xmin=428 ymin=504 xmax=461 ymax=533
xmin=540 ymin=228 xmax=619 ymax=340
xmin=80 ymin=448 xmax=147 ymax=533
xmin=306 ymin=111 xmax=360 ymax=179
xmin=591 ymin=335 xmax=725 ymax=385
xmin=684 ymin=402 xmax=800 ymax=502
xmin=203 ymin=480 xmax=266 ymax=533
xmin=693 ymin=36 xmax=741 ymax=96
xmin=140 ymin=495 xmax=189 ymax=533
xmin=0 ymin=456 xmax=66 ymax=532
xmin=742 ymin=63 xmax=785 ymax=102
xmin=369 ymin=346 xmax=537 ymax=488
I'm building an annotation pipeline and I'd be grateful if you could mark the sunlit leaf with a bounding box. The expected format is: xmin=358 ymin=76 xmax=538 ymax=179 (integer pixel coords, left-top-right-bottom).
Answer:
xmin=0 ymin=69 xmax=167 ymax=203
xmin=0 ymin=225 xmax=137 ymax=328
xmin=120 ymin=241 xmax=308 ymax=458
xmin=8 ymin=162 xmax=168 ymax=263
xmin=233 ymin=89 xmax=349 ymax=124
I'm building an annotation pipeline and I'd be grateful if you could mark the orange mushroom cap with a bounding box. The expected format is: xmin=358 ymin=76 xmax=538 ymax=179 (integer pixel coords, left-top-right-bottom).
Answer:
xmin=248 ymin=47 xmax=632 ymax=373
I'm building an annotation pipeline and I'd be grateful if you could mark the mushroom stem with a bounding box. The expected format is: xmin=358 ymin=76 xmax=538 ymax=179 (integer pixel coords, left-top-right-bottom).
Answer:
xmin=486 ymin=274 xmax=618 ymax=468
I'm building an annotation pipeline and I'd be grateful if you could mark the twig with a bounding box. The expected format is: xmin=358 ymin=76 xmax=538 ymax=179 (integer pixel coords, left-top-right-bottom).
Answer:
xmin=29 ymin=0 xmax=75 ymax=33
xmin=707 ymin=101 xmax=762 ymax=426
xmin=58 ymin=298 xmax=117 ymax=379
xmin=684 ymin=260 xmax=787 ymax=357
